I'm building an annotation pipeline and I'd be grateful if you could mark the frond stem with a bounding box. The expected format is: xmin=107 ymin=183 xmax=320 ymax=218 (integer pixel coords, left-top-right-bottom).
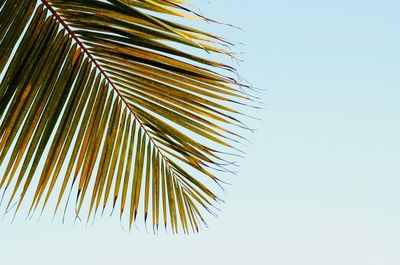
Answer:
xmin=41 ymin=1 xmax=194 ymax=179
xmin=42 ymin=1 xmax=134 ymax=119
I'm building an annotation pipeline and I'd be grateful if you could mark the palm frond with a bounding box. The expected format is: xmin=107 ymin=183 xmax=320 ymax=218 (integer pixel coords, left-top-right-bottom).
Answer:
xmin=0 ymin=0 xmax=252 ymax=233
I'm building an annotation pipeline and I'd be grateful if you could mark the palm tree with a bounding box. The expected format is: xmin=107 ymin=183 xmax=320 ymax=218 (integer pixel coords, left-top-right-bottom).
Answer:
xmin=0 ymin=0 xmax=252 ymax=233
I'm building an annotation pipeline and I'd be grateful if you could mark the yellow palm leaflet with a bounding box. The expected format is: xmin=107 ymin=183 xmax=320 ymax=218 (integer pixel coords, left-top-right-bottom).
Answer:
xmin=112 ymin=114 xmax=131 ymax=211
xmin=120 ymin=118 xmax=137 ymax=219
xmin=102 ymin=108 xmax=127 ymax=212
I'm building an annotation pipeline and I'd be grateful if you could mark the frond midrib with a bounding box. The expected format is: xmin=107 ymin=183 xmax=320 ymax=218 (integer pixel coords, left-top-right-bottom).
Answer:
xmin=41 ymin=0 xmax=183 ymax=175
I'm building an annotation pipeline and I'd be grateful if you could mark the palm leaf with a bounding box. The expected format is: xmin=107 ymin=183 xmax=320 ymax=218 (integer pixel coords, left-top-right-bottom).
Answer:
xmin=0 ymin=0 xmax=252 ymax=233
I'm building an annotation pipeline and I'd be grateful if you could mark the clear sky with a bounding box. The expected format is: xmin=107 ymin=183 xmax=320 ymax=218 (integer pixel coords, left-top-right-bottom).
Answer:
xmin=1 ymin=0 xmax=400 ymax=264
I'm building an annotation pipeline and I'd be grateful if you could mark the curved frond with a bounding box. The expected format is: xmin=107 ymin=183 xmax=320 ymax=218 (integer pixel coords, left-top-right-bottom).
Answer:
xmin=0 ymin=0 xmax=251 ymax=233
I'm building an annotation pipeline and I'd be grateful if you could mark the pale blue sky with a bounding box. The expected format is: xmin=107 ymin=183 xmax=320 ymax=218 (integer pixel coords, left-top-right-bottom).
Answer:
xmin=1 ymin=0 xmax=400 ymax=264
